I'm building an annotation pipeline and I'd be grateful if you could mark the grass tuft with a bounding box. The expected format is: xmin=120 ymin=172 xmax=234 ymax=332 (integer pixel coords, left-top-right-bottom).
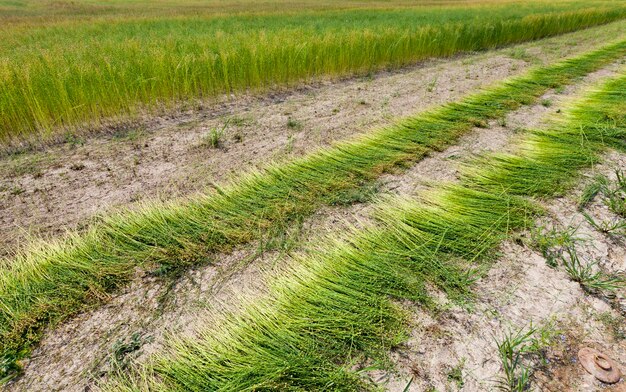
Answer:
xmin=529 ymin=224 xmax=580 ymax=267
xmin=494 ymin=322 xmax=559 ymax=392
xmin=561 ymin=245 xmax=626 ymax=293
xmin=200 ymin=125 xmax=226 ymax=149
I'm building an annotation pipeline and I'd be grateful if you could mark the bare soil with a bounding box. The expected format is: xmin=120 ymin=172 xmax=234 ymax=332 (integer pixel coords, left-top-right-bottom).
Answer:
xmin=1 ymin=20 xmax=625 ymax=256
xmin=7 ymin=40 xmax=625 ymax=391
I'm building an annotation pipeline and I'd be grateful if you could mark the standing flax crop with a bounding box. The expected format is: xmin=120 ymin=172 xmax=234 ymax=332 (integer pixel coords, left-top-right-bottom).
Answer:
xmin=1 ymin=2 xmax=625 ymax=147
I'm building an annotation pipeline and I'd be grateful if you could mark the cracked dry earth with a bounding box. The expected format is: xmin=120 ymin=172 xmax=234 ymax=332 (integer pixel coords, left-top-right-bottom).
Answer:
xmin=2 ymin=20 xmax=626 ymax=256
xmin=7 ymin=37 xmax=626 ymax=392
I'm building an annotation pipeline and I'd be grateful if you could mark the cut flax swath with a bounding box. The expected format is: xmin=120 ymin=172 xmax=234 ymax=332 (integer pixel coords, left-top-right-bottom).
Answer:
xmin=1 ymin=5 xmax=625 ymax=146
xmin=102 ymin=70 xmax=626 ymax=391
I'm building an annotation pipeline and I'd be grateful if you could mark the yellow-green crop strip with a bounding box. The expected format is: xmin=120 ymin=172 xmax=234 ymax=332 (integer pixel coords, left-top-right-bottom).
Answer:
xmin=1 ymin=40 xmax=625 ymax=381
xmin=1 ymin=0 xmax=626 ymax=148
xmin=101 ymin=69 xmax=626 ymax=391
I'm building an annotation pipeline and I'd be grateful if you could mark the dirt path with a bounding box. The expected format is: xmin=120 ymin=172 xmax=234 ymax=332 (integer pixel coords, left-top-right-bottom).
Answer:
xmin=8 ymin=47 xmax=624 ymax=392
xmin=1 ymin=20 xmax=625 ymax=256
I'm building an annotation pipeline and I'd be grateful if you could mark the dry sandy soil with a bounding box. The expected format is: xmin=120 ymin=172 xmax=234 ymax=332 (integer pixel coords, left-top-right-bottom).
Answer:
xmin=6 ymin=26 xmax=626 ymax=391
xmin=1 ymin=20 xmax=625 ymax=257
